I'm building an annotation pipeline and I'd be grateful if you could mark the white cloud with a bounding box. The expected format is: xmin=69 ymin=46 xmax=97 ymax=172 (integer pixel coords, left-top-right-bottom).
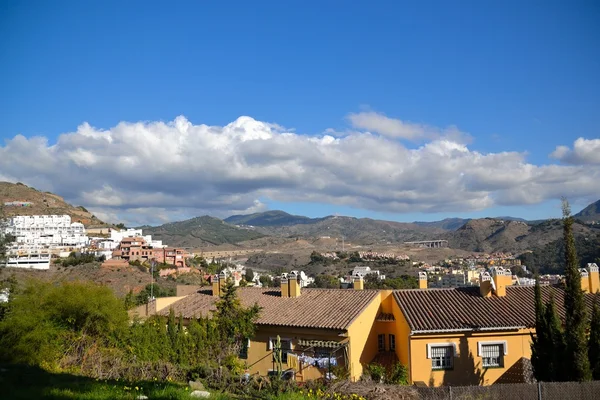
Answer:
xmin=550 ymin=138 xmax=600 ymax=165
xmin=0 ymin=115 xmax=598 ymax=226
xmin=346 ymin=111 xmax=472 ymax=143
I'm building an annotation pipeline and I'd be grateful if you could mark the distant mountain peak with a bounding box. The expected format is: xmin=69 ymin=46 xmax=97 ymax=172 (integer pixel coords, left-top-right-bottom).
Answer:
xmin=575 ymin=199 xmax=600 ymax=222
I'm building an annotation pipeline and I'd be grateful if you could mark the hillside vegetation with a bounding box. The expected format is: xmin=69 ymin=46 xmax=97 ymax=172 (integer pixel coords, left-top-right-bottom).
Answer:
xmin=141 ymin=216 xmax=266 ymax=247
xmin=225 ymin=210 xmax=314 ymax=227
xmin=247 ymin=215 xmax=447 ymax=245
xmin=0 ymin=182 xmax=106 ymax=227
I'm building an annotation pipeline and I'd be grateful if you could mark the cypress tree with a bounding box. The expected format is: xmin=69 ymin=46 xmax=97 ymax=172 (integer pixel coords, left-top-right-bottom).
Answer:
xmin=531 ymin=275 xmax=550 ymax=381
xmin=589 ymin=297 xmax=600 ymax=380
xmin=531 ymin=277 xmax=567 ymax=382
xmin=167 ymin=308 xmax=177 ymax=346
xmin=562 ymin=199 xmax=591 ymax=381
xmin=544 ymin=294 xmax=566 ymax=381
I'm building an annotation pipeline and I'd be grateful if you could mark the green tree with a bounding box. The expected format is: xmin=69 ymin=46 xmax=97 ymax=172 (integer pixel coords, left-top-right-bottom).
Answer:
xmin=213 ymin=279 xmax=261 ymax=362
xmin=562 ymin=199 xmax=592 ymax=381
xmin=310 ymin=275 xmax=340 ymax=288
xmin=245 ymin=267 xmax=255 ymax=282
xmin=531 ymin=275 xmax=552 ymax=381
xmin=544 ymin=294 xmax=566 ymax=381
xmin=259 ymin=275 xmax=273 ymax=287
xmin=0 ymin=280 xmax=128 ymax=366
xmin=589 ymin=296 xmax=600 ymax=380
xmin=133 ymin=283 xmax=176 ymax=306
xmin=115 ymin=223 xmax=126 ymax=230
xmin=0 ymin=206 xmax=15 ymax=265
xmin=348 ymin=252 xmax=362 ymax=263
xmin=167 ymin=308 xmax=178 ymax=347
xmin=309 ymin=251 xmax=326 ymax=264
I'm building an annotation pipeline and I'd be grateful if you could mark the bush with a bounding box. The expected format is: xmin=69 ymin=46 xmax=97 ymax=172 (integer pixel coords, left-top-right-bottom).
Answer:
xmin=363 ymin=362 xmax=408 ymax=385
xmin=0 ymin=280 xmax=129 ymax=367
xmin=58 ymin=252 xmax=104 ymax=267
xmin=0 ymin=278 xmax=263 ymax=390
xmin=387 ymin=362 xmax=409 ymax=385
xmin=363 ymin=363 xmax=386 ymax=383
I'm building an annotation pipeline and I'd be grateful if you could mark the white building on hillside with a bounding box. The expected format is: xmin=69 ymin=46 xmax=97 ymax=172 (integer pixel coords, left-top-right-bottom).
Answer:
xmin=91 ymin=228 xmax=164 ymax=260
xmin=109 ymin=228 xmax=163 ymax=249
xmin=351 ymin=266 xmax=386 ymax=280
xmin=3 ymin=215 xmax=88 ymax=247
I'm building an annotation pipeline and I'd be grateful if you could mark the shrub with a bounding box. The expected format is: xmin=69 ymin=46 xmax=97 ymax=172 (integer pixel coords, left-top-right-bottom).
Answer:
xmin=363 ymin=363 xmax=386 ymax=383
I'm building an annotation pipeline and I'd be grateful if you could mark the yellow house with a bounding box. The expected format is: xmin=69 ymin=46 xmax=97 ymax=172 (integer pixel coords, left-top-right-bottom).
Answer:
xmin=391 ymin=266 xmax=599 ymax=386
xmin=156 ymin=272 xmax=396 ymax=381
xmin=143 ymin=264 xmax=600 ymax=386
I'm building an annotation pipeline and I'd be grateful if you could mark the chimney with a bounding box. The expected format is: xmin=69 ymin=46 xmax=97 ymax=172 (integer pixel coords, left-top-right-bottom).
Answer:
xmin=479 ymin=272 xmax=493 ymax=298
xmin=289 ymin=270 xmax=301 ymax=298
xmin=580 ymin=268 xmax=590 ymax=293
xmin=589 ymin=263 xmax=599 ymax=294
xmin=491 ymin=267 xmax=507 ymax=297
xmin=218 ymin=271 xmax=227 ymax=294
xmin=353 ymin=273 xmax=364 ymax=290
xmin=418 ymin=271 xmax=428 ymax=289
xmin=212 ymin=274 xmax=220 ymax=297
xmin=280 ymin=273 xmax=289 ymax=297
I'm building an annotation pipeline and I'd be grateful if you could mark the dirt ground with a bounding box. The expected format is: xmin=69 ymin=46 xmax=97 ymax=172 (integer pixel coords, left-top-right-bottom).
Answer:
xmin=0 ymin=262 xmax=177 ymax=297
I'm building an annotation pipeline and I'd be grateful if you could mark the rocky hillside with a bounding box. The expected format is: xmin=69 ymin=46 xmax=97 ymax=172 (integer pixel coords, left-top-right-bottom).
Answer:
xmin=141 ymin=216 xmax=266 ymax=248
xmin=446 ymin=217 xmax=598 ymax=253
xmin=575 ymin=199 xmax=600 ymax=222
xmin=246 ymin=214 xmax=447 ymax=245
xmin=0 ymin=181 xmax=106 ymax=227
xmin=0 ymin=262 xmax=177 ymax=298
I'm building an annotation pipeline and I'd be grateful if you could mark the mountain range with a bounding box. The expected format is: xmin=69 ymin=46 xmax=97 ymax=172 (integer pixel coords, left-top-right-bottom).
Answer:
xmin=2 ymin=181 xmax=599 ymax=257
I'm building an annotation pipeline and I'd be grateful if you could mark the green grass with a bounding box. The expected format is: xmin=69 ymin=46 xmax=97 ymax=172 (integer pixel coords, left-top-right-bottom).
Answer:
xmin=0 ymin=364 xmax=193 ymax=400
xmin=0 ymin=364 xmax=324 ymax=400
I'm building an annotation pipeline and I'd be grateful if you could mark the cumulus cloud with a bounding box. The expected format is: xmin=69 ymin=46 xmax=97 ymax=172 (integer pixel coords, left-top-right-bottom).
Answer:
xmin=1 ymin=115 xmax=599 ymax=226
xmin=550 ymin=138 xmax=600 ymax=165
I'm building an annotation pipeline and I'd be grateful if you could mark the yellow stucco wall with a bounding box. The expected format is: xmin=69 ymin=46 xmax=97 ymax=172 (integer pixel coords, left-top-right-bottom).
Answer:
xmin=346 ymin=292 xmax=381 ymax=380
xmin=155 ymin=296 xmax=189 ymax=312
xmin=408 ymin=329 xmax=534 ymax=386
xmin=391 ymin=296 xmax=411 ymax=379
xmin=244 ymin=325 xmax=347 ymax=381
xmin=345 ymin=290 xmax=398 ymax=380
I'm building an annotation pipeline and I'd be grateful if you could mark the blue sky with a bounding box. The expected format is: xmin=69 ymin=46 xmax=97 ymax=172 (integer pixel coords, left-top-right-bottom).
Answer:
xmin=1 ymin=1 xmax=599 ymax=225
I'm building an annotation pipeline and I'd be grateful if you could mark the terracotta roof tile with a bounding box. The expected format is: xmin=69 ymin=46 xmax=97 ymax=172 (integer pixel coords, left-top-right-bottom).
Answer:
xmin=394 ymin=286 xmax=597 ymax=333
xmin=159 ymin=287 xmax=380 ymax=330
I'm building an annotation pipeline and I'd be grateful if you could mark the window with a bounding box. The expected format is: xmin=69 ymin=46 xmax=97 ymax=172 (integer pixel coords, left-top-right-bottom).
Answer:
xmin=239 ymin=339 xmax=249 ymax=359
xmin=270 ymin=338 xmax=292 ymax=363
xmin=427 ymin=344 xmax=455 ymax=370
xmin=481 ymin=344 xmax=504 ymax=368
xmin=389 ymin=334 xmax=396 ymax=351
xmin=378 ymin=334 xmax=385 ymax=352
xmin=430 ymin=346 xmax=453 ymax=370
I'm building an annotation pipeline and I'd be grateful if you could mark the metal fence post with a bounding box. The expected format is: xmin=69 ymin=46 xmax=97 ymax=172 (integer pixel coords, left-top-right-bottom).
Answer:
xmin=449 ymin=386 xmax=453 ymax=400
xmin=538 ymin=381 xmax=542 ymax=400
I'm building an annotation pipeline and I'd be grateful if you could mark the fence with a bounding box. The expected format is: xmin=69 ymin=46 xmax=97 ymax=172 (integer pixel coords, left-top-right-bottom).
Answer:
xmin=415 ymin=380 xmax=600 ymax=400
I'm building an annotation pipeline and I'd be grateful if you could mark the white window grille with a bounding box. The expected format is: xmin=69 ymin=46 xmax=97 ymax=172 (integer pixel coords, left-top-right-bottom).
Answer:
xmin=378 ymin=334 xmax=385 ymax=352
xmin=481 ymin=344 xmax=503 ymax=368
xmin=429 ymin=345 xmax=454 ymax=370
xmin=389 ymin=334 xmax=396 ymax=351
